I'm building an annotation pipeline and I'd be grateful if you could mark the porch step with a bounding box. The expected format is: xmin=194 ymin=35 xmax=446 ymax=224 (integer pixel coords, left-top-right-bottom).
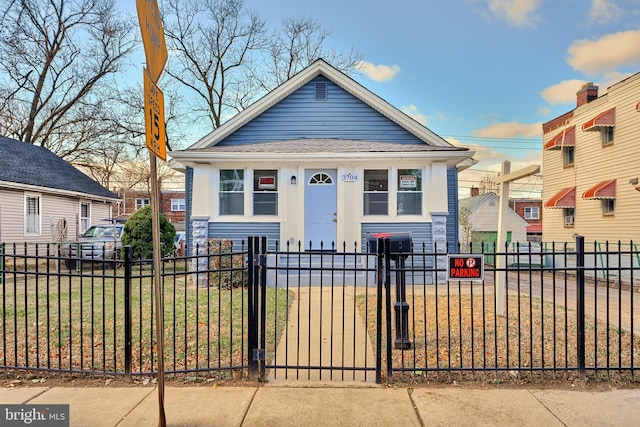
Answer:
xmin=268 ymin=254 xmax=372 ymax=287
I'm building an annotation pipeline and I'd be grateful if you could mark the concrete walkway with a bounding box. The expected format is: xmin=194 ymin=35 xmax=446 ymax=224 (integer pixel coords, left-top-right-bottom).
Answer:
xmin=267 ymin=286 xmax=376 ymax=383
xmin=2 ymin=384 xmax=639 ymax=426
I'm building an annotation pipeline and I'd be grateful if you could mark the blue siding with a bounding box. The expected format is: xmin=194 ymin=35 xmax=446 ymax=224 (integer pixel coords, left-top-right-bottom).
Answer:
xmin=361 ymin=223 xmax=432 ymax=253
xmin=219 ymin=76 xmax=426 ymax=145
xmin=447 ymin=168 xmax=460 ymax=252
xmin=208 ymin=222 xmax=280 ymax=251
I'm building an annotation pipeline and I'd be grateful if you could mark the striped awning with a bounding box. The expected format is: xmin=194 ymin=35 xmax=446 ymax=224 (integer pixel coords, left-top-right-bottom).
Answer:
xmin=582 ymin=179 xmax=616 ymax=200
xmin=544 ymin=126 xmax=575 ymax=150
xmin=527 ymin=223 xmax=542 ymax=233
xmin=582 ymin=108 xmax=615 ymax=131
xmin=544 ymin=187 xmax=575 ymax=209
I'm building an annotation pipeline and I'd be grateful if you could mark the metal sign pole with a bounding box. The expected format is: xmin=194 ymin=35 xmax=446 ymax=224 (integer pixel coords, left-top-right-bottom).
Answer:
xmin=150 ymin=154 xmax=166 ymax=426
xmin=135 ymin=1 xmax=169 ymax=423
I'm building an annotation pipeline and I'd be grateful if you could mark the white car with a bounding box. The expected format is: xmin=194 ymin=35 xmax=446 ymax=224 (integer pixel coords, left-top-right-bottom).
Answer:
xmin=507 ymin=242 xmax=543 ymax=267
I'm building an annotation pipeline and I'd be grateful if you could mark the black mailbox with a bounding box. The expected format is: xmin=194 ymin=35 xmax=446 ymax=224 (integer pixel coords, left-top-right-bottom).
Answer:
xmin=367 ymin=231 xmax=413 ymax=350
xmin=367 ymin=231 xmax=412 ymax=255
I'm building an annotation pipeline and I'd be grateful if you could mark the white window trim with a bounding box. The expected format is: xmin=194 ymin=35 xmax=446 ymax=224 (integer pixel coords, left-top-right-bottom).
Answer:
xmin=563 ymin=146 xmax=574 ymax=167
xmin=80 ymin=201 xmax=91 ymax=234
xmin=24 ymin=192 xmax=42 ymax=235
xmin=251 ymin=169 xmax=279 ymax=217
xmin=564 ymin=208 xmax=575 ymax=227
xmin=601 ymin=127 xmax=614 ymax=146
xmin=171 ymin=198 xmax=185 ymax=212
xmin=219 ymin=168 xmax=246 ymax=217
xmin=362 ymin=167 xmax=426 ymax=218
xmin=363 ymin=169 xmax=390 ymax=217
xmin=135 ymin=198 xmax=150 ymax=210
xmin=524 ymin=206 xmax=539 ymax=220
xmin=396 ymin=168 xmax=423 ymax=216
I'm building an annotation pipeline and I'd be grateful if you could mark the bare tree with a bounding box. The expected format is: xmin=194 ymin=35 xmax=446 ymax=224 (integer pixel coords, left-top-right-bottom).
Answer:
xmin=161 ymin=0 xmax=268 ymax=131
xmin=117 ymin=157 xmax=181 ymax=193
xmin=258 ymin=16 xmax=362 ymax=90
xmin=161 ymin=1 xmax=362 ymax=133
xmin=458 ymin=206 xmax=476 ymax=252
xmin=0 ymin=0 xmax=137 ymax=158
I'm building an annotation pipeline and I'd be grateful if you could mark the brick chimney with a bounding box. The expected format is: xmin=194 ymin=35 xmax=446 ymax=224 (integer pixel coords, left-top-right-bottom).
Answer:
xmin=576 ymin=82 xmax=598 ymax=107
xmin=470 ymin=187 xmax=480 ymax=197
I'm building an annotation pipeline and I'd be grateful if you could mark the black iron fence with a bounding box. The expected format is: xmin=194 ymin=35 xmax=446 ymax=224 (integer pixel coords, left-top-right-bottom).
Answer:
xmin=0 ymin=241 xmax=253 ymax=380
xmin=375 ymin=237 xmax=639 ymax=383
xmin=0 ymin=238 xmax=638 ymax=383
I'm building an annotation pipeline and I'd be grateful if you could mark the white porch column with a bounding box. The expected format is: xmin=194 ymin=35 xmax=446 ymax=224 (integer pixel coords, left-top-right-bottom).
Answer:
xmin=191 ymin=216 xmax=210 ymax=287
xmin=191 ymin=167 xmax=211 ymax=217
xmin=430 ymin=163 xmax=449 ymax=284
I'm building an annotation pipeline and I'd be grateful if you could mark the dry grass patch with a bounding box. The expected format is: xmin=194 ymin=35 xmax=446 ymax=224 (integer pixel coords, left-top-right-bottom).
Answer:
xmin=358 ymin=286 xmax=640 ymax=384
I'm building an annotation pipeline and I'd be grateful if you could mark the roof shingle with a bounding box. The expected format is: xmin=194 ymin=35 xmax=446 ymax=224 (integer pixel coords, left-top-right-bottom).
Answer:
xmin=0 ymin=135 xmax=118 ymax=199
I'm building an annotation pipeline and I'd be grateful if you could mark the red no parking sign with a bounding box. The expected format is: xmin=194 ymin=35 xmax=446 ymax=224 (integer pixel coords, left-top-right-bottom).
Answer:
xmin=447 ymin=254 xmax=484 ymax=281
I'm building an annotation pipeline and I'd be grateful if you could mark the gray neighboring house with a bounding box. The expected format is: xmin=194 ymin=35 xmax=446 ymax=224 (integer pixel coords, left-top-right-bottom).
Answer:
xmin=458 ymin=192 xmax=528 ymax=249
xmin=0 ymin=135 xmax=119 ymax=244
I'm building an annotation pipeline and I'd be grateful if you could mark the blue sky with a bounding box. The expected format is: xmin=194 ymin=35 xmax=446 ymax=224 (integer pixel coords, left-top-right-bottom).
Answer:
xmin=127 ymin=0 xmax=640 ymax=197
xmin=241 ymin=0 xmax=640 ymax=197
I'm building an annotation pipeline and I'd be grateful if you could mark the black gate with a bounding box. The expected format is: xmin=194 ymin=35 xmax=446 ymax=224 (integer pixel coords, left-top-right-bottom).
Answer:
xmin=246 ymin=236 xmax=390 ymax=383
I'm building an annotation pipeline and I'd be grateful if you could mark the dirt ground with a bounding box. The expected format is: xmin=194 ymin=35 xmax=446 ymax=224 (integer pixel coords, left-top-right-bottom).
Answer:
xmin=2 ymin=370 xmax=638 ymax=392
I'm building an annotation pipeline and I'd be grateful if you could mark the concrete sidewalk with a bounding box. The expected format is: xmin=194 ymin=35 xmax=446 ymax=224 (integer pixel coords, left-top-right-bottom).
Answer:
xmin=2 ymin=384 xmax=639 ymax=426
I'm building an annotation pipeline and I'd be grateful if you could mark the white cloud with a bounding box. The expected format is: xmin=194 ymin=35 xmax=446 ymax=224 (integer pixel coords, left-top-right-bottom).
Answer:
xmin=355 ymin=61 xmax=400 ymax=82
xmin=473 ymin=122 xmax=542 ymax=138
xmin=568 ymin=29 xmax=640 ymax=75
xmin=538 ymin=106 xmax=551 ymax=116
xmin=487 ymin=0 xmax=543 ymax=28
xmin=402 ymin=105 xmax=428 ymax=125
xmin=589 ymin=0 xmax=623 ymax=25
xmin=540 ymin=79 xmax=590 ymax=105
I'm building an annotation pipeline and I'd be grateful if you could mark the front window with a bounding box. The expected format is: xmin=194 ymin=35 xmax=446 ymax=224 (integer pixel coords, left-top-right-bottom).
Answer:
xmin=171 ymin=198 xmax=185 ymax=211
xmin=563 ymin=146 xmax=574 ymax=167
xmin=397 ymin=169 xmax=422 ymax=215
xmin=564 ymin=208 xmax=574 ymax=227
xmin=363 ymin=170 xmax=388 ymax=215
xmin=602 ymin=199 xmax=615 ymax=216
xmin=601 ymin=127 xmax=614 ymax=146
xmin=524 ymin=206 xmax=539 ymax=220
xmin=25 ymin=194 xmax=41 ymax=234
xmin=80 ymin=202 xmax=91 ymax=233
xmin=135 ymin=198 xmax=150 ymax=210
xmin=253 ymin=170 xmax=278 ymax=215
xmin=220 ymin=169 xmax=244 ymax=215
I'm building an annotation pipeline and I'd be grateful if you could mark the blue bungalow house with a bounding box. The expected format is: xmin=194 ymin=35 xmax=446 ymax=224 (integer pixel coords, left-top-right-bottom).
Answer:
xmin=170 ymin=59 xmax=475 ymax=259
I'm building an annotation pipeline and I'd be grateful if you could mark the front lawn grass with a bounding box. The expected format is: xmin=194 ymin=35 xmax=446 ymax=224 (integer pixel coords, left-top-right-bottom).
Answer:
xmin=0 ymin=265 xmax=291 ymax=381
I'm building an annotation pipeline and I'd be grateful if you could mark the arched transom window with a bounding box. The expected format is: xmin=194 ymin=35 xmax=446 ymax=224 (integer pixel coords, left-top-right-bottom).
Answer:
xmin=309 ymin=172 xmax=334 ymax=185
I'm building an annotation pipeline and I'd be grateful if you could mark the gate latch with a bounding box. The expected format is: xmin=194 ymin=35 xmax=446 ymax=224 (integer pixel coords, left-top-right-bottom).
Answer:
xmin=253 ymin=349 xmax=265 ymax=361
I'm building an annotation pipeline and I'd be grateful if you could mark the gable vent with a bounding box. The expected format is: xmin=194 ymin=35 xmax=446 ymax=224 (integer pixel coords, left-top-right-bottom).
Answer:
xmin=314 ymin=82 xmax=327 ymax=101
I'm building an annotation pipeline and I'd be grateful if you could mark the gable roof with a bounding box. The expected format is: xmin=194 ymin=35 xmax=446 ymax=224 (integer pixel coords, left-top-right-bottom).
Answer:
xmin=459 ymin=192 xmax=528 ymax=226
xmin=459 ymin=192 xmax=498 ymax=211
xmin=188 ymin=59 xmax=459 ymax=150
xmin=0 ymin=135 xmax=118 ymax=201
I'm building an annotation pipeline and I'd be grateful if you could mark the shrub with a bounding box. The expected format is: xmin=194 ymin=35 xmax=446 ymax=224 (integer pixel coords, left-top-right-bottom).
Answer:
xmin=207 ymin=238 xmax=247 ymax=289
xmin=121 ymin=206 xmax=175 ymax=259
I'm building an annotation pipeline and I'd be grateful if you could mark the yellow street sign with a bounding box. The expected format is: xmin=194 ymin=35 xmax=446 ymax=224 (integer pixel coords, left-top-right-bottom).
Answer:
xmin=143 ymin=68 xmax=166 ymax=161
xmin=136 ymin=0 xmax=168 ymax=83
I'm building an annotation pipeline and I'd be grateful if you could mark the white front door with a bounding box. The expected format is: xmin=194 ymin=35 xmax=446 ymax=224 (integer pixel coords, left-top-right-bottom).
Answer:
xmin=304 ymin=170 xmax=337 ymax=249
